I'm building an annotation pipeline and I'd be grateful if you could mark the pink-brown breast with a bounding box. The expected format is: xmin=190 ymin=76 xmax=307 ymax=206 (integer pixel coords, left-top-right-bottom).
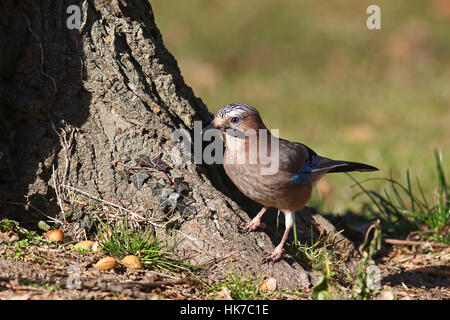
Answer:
xmin=222 ymin=121 xmax=313 ymax=211
xmin=223 ymin=161 xmax=313 ymax=211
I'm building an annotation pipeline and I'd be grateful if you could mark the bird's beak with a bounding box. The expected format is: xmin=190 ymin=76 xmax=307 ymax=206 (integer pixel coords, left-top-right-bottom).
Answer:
xmin=201 ymin=118 xmax=245 ymax=139
xmin=202 ymin=118 xmax=226 ymax=135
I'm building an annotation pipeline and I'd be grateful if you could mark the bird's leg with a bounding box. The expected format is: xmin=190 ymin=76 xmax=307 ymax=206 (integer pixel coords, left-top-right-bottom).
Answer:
xmin=265 ymin=211 xmax=294 ymax=262
xmin=242 ymin=206 xmax=269 ymax=232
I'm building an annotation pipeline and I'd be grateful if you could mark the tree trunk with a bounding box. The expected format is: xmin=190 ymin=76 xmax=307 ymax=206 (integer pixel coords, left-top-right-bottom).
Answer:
xmin=0 ymin=0 xmax=355 ymax=289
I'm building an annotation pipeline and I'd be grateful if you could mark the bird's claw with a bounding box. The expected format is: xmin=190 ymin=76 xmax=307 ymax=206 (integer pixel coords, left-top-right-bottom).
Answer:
xmin=240 ymin=220 xmax=265 ymax=232
xmin=262 ymin=247 xmax=285 ymax=264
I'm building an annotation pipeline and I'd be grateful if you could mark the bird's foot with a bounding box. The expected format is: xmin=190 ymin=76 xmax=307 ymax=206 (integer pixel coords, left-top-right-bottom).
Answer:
xmin=263 ymin=246 xmax=285 ymax=263
xmin=241 ymin=218 xmax=265 ymax=232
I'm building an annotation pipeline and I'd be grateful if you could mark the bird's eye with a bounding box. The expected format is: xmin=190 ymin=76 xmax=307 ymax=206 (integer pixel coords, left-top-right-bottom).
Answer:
xmin=230 ymin=117 xmax=240 ymax=124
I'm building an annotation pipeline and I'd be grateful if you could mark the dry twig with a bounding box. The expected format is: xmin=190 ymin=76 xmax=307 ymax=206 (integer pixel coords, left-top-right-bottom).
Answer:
xmin=384 ymin=238 xmax=449 ymax=248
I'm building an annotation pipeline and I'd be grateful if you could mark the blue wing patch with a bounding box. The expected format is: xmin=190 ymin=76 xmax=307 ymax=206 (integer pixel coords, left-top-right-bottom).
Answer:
xmin=289 ymin=165 xmax=313 ymax=186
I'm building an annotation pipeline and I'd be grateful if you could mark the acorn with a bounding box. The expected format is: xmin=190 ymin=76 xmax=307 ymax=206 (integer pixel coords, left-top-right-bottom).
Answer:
xmin=121 ymin=255 xmax=142 ymax=270
xmin=94 ymin=256 xmax=117 ymax=271
xmin=45 ymin=229 xmax=64 ymax=242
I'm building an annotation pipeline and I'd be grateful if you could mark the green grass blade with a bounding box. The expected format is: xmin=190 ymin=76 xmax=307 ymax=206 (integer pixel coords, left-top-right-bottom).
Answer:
xmin=416 ymin=177 xmax=431 ymax=214
xmin=406 ymin=170 xmax=416 ymax=212
xmin=435 ymin=150 xmax=448 ymax=195
xmin=347 ymin=173 xmax=388 ymax=218
xmin=351 ymin=176 xmax=428 ymax=211
xmin=390 ymin=171 xmax=406 ymax=209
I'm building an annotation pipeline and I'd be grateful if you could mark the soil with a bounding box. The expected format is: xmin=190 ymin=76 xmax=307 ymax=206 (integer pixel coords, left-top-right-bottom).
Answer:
xmin=0 ymin=240 xmax=205 ymax=300
xmin=377 ymin=245 xmax=450 ymax=300
xmin=0 ymin=229 xmax=448 ymax=300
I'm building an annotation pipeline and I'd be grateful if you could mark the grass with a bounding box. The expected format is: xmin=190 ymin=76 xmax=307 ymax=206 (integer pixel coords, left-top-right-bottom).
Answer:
xmin=0 ymin=218 xmax=19 ymax=232
xmin=96 ymin=216 xmax=196 ymax=272
xmin=294 ymin=230 xmax=344 ymax=269
xmin=208 ymin=271 xmax=265 ymax=300
xmin=7 ymin=237 xmax=47 ymax=263
xmin=1 ymin=218 xmax=63 ymax=263
xmin=205 ymin=265 xmax=304 ymax=300
xmin=20 ymin=279 xmax=59 ymax=292
xmin=311 ymin=255 xmax=339 ymax=300
xmin=350 ymin=151 xmax=450 ymax=243
xmin=310 ymin=220 xmax=382 ymax=300
xmin=347 ymin=220 xmax=382 ymax=300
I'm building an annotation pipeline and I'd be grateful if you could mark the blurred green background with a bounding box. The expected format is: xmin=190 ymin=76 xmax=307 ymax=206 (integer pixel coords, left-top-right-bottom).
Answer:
xmin=152 ymin=0 xmax=450 ymax=213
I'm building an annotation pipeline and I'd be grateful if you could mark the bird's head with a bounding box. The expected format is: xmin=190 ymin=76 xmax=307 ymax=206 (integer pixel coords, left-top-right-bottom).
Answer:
xmin=203 ymin=103 xmax=266 ymax=139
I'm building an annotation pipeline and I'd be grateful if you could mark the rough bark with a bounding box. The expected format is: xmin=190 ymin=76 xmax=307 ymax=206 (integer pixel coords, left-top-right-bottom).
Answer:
xmin=0 ymin=0 xmax=355 ymax=289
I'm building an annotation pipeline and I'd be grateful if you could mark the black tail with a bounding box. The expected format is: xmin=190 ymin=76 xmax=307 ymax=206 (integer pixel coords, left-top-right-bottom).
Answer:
xmin=307 ymin=154 xmax=379 ymax=182
xmin=309 ymin=156 xmax=379 ymax=176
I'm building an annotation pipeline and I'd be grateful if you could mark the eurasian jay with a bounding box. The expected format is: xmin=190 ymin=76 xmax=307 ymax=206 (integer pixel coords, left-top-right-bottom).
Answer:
xmin=204 ymin=103 xmax=378 ymax=262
